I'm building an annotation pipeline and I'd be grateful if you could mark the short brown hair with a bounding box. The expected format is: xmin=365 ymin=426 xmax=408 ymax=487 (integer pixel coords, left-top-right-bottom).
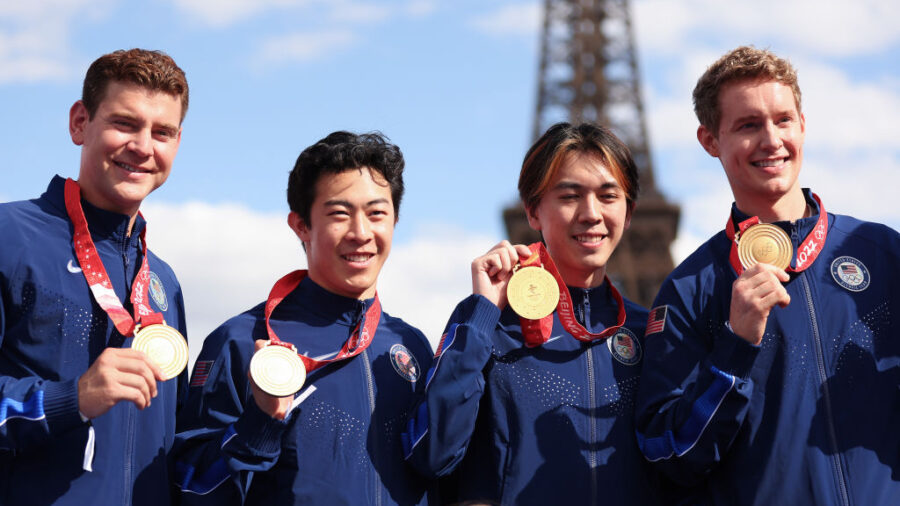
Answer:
xmin=519 ymin=122 xmax=640 ymax=213
xmin=693 ymin=46 xmax=800 ymax=134
xmin=82 ymin=49 xmax=189 ymax=123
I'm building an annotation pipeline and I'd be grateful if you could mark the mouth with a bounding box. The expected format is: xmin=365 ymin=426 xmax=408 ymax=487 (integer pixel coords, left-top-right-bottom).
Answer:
xmin=342 ymin=253 xmax=375 ymax=265
xmin=573 ymin=233 xmax=607 ymax=246
xmin=114 ymin=161 xmax=152 ymax=174
xmin=751 ymin=156 xmax=789 ymax=169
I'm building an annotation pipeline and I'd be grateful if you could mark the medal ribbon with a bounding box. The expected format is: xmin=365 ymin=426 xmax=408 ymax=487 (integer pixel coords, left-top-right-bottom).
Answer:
xmin=264 ymin=270 xmax=380 ymax=373
xmin=725 ymin=193 xmax=828 ymax=276
xmin=519 ymin=242 xmax=626 ymax=347
xmin=64 ymin=178 xmax=158 ymax=337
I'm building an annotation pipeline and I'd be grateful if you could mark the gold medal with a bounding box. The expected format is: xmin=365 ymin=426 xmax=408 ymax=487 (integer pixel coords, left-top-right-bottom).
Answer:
xmin=738 ymin=223 xmax=792 ymax=270
xmin=132 ymin=324 xmax=188 ymax=381
xmin=507 ymin=266 xmax=560 ymax=320
xmin=249 ymin=343 xmax=307 ymax=397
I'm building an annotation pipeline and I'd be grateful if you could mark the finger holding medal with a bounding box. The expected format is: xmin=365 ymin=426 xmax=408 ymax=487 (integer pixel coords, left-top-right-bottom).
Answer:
xmin=248 ymin=339 xmax=297 ymax=421
xmin=729 ymin=262 xmax=791 ymax=346
xmin=471 ymin=240 xmax=534 ymax=308
xmin=77 ymin=347 xmax=164 ymax=419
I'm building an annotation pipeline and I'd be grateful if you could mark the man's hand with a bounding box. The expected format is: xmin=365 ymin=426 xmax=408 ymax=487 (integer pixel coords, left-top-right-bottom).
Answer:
xmin=729 ymin=263 xmax=791 ymax=346
xmin=248 ymin=340 xmax=296 ymax=421
xmin=77 ymin=347 xmax=163 ymax=419
xmin=472 ymin=241 xmax=534 ymax=309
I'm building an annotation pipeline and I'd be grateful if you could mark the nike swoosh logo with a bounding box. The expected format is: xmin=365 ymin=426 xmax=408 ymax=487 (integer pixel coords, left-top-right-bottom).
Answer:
xmin=67 ymin=260 xmax=82 ymax=273
xmin=546 ymin=335 xmax=564 ymax=343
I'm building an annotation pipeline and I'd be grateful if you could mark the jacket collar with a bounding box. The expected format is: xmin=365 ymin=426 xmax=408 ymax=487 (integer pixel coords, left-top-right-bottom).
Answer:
xmin=44 ymin=175 xmax=146 ymax=248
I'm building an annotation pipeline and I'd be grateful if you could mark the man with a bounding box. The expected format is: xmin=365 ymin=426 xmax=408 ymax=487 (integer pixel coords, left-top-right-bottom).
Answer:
xmin=0 ymin=49 xmax=189 ymax=505
xmin=403 ymin=123 xmax=665 ymax=504
xmin=635 ymin=46 xmax=900 ymax=505
xmin=174 ymin=131 xmax=434 ymax=505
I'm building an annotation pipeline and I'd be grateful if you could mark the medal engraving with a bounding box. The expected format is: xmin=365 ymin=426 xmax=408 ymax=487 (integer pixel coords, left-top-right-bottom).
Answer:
xmin=738 ymin=223 xmax=792 ymax=270
xmin=507 ymin=266 xmax=560 ymax=320
xmin=132 ymin=324 xmax=188 ymax=381
xmin=250 ymin=343 xmax=307 ymax=397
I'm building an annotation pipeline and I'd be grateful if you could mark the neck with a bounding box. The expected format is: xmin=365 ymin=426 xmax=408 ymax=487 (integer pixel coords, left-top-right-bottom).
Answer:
xmin=735 ymin=188 xmax=807 ymax=223
xmin=559 ymin=265 xmax=607 ymax=290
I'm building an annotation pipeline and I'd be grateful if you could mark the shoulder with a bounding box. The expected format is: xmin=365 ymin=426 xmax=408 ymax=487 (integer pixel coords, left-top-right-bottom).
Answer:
xmin=0 ymin=198 xmax=71 ymax=274
xmin=621 ymin=295 xmax=650 ymax=335
xmin=379 ymin=311 xmax=433 ymax=357
xmin=664 ymin=231 xmax=732 ymax=293
xmin=830 ymin=213 xmax=900 ymax=246
xmin=199 ymin=303 xmax=268 ymax=357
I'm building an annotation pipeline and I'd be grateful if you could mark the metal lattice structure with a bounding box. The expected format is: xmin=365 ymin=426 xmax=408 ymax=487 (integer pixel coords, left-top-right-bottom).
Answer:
xmin=503 ymin=0 xmax=680 ymax=307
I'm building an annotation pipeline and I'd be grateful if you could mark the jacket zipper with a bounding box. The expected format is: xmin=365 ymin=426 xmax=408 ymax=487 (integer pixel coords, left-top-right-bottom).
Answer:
xmin=579 ymin=289 xmax=599 ymax=503
xmin=361 ymin=349 xmax=380 ymax=506
xmin=801 ymin=274 xmax=850 ymax=505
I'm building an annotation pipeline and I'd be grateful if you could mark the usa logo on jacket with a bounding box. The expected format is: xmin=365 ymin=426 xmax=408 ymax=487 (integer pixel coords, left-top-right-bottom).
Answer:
xmin=830 ymin=256 xmax=870 ymax=292
xmin=608 ymin=327 xmax=641 ymax=366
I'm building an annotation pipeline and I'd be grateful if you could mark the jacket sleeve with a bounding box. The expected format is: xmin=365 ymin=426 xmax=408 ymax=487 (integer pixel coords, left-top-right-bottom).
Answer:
xmin=633 ymin=275 xmax=761 ymax=486
xmin=401 ymin=295 xmax=500 ymax=478
xmin=172 ymin=326 xmax=291 ymax=504
xmin=0 ymin=278 xmax=87 ymax=453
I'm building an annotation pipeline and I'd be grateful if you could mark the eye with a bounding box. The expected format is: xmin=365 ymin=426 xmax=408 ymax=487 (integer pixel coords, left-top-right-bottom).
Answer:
xmin=559 ymin=193 xmax=579 ymax=201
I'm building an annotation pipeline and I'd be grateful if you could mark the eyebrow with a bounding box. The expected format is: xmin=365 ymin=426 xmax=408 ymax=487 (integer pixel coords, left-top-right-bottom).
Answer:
xmin=324 ymin=198 xmax=392 ymax=208
xmin=552 ymin=180 xmax=620 ymax=191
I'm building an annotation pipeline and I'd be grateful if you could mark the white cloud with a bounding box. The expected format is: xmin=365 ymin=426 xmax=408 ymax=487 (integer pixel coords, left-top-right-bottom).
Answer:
xmin=141 ymin=201 xmax=493 ymax=365
xmin=171 ymin=0 xmax=313 ymax=28
xmin=634 ymin=0 xmax=900 ymax=57
xmin=800 ymin=60 xmax=900 ymax=151
xmin=329 ymin=2 xmax=392 ymax=23
xmin=256 ymin=30 xmax=357 ymax=65
xmin=0 ymin=0 xmax=110 ymax=84
xmin=405 ymin=0 xmax=438 ymax=17
xmin=469 ymin=2 xmax=541 ymax=37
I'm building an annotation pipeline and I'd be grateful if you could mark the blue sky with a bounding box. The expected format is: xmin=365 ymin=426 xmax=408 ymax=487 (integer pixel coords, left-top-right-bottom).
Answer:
xmin=3 ymin=0 xmax=899 ymax=359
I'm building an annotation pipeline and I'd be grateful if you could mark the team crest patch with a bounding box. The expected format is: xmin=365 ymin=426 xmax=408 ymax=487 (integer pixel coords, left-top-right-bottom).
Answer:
xmin=148 ymin=272 xmax=169 ymax=311
xmin=390 ymin=344 xmax=420 ymax=382
xmin=646 ymin=305 xmax=668 ymax=335
xmin=607 ymin=327 xmax=641 ymax=366
xmin=831 ymin=256 xmax=869 ymax=292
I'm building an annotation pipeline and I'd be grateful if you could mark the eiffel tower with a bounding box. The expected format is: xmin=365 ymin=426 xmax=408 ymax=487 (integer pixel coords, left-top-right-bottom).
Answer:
xmin=503 ymin=0 xmax=680 ymax=307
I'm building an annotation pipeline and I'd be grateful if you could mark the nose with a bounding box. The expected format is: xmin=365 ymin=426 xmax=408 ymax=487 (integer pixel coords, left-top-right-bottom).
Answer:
xmin=580 ymin=194 xmax=603 ymax=223
xmin=348 ymin=213 xmax=374 ymax=243
xmin=759 ymin=121 xmax=783 ymax=151
xmin=128 ymin=128 xmax=153 ymax=157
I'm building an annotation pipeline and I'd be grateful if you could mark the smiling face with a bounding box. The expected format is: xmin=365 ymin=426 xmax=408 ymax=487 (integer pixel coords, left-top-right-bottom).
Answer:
xmin=698 ymin=79 xmax=806 ymax=220
xmin=526 ymin=151 xmax=632 ymax=288
xmin=289 ymin=167 xmax=395 ymax=300
xmin=70 ymin=80 xmax=182 ymax=219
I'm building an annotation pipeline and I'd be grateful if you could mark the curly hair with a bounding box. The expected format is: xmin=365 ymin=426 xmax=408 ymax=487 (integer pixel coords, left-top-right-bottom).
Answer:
xmin=287 ymin=131 xmax=405 ymax=226
xmin=82 ymin=48 xmax=189 ymax=122
xmin=693 ymin=45 xmax=800 ymax=134
xmin=518 ymin=122 xmax=640 ymax=213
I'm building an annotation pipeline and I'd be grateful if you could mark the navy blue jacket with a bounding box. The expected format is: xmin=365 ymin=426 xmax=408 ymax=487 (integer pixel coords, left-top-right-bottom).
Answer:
xmin=174 ymin=277 xmax=434 ymax=505
xmin=635 ymin=190 xmax=900 ymax=505
xmin=403 ymin=284 xmax=664 ymax=505
xmin=0 ymin=176 xmax=188 ymax=505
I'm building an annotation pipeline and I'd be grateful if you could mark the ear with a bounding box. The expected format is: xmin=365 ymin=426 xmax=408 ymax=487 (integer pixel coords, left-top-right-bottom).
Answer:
xmin=697 ymin=124 xmax=719 ymax=157
xmin=69 ymin=101 xmax=89 ymax=146
xmin=287 ymin=212 xmax=311 ymax=243
xmin=624 ymin=202 xmax=634 ymax=230
xmin=525 ymin=204 xmax=542 ymax=232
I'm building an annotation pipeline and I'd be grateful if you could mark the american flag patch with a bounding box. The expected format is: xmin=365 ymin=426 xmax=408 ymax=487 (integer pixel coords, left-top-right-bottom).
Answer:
xmin=190 ymin=360 xmax=214 ymax=387
xmin=841 ymin=264 xmax=858 ymax=275
xmin=646 ymin=306 xmax=668 ymax=335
